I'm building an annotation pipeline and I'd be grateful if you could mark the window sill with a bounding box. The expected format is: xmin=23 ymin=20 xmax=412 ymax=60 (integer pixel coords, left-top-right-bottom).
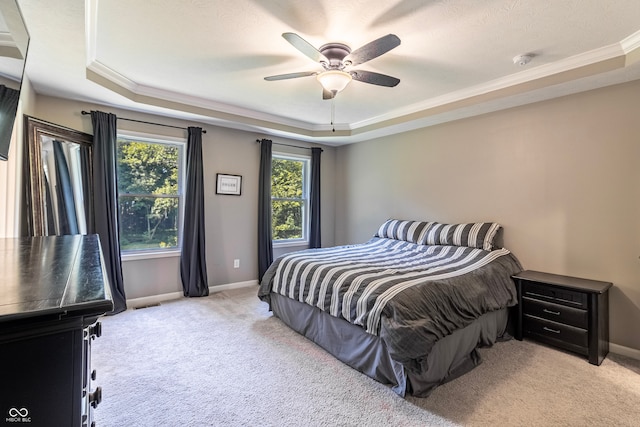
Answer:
xmin=121 ymin=249 xmax=181 ymax=262
xmin=273 ymin=240 xmax=309 ymax=249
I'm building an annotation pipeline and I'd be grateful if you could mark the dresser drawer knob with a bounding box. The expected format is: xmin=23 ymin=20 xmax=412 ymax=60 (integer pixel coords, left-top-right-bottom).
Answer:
xmin=89 ymin=386 xmax=102 ymax=408
xmin=543 ymin=326 xmax=561 ymax=334
xmin=88 ymin=322 xmax=102 ymax=339
xmin=543 ymin=308 xmax=561 ymax=316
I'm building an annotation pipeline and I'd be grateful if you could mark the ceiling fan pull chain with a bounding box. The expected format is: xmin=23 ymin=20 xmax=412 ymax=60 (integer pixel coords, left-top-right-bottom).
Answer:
xmin=331 ymin=98 xmax=335 ymax=132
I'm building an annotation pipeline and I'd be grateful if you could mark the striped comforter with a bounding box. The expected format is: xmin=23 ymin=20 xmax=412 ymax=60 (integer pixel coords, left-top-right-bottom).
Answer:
xmin=258 ymin=237 xmax=522 ymax=367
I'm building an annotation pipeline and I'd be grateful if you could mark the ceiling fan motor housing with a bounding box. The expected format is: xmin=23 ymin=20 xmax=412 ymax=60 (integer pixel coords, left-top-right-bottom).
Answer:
xmin=319 ymin=43 xmax=351 ymax=69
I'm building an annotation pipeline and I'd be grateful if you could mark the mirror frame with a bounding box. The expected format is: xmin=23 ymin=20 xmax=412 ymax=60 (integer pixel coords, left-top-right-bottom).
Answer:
xmin=24 ymin=115 xmax=93 ymax=236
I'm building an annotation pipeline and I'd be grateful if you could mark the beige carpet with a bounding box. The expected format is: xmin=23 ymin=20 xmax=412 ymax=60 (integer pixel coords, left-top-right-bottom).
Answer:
xmin=93 ymin=286 xmax=640 ymax=426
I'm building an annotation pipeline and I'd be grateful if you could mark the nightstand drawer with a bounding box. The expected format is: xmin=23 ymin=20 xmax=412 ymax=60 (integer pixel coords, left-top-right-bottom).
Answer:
xmin=522 ymin=297 xmax=588 ymax=329
xmin=521 ymin=281 xmax=587 ymax=309
xmin=523 ymin=315 xmax=588 ymax=348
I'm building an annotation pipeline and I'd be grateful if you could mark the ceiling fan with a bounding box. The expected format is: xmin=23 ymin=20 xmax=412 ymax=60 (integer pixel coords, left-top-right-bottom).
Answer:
xmin=264 ymin=32 xmax=401 ymax=100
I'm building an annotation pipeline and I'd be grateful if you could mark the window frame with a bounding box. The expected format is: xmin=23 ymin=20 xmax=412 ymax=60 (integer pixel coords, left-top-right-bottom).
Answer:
xmin=116 ymin=131 xmax=186 ymax=259
xmin=271 ymin=151 xmax=310 ymax=248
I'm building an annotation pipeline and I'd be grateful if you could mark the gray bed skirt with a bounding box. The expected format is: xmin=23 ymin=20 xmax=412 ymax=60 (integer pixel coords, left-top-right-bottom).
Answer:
xmin=269 ymin=292 xmax=509 ymax=397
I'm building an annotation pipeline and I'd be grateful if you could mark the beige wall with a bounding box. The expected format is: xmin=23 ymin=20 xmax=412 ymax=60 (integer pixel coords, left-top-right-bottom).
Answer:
xmin=31 ymin=95 xmax=336 ymax=299
xmin=335 ymin=80 xmax=640 ymax=351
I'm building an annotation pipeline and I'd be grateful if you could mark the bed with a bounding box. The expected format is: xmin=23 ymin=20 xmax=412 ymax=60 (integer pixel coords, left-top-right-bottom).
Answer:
xmin=258 ymin=219 xmax=522 ymax=397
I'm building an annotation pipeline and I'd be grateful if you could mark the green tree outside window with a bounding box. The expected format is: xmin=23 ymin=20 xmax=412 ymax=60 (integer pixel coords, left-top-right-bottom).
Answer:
xmin=271 ymin=155 xmax=308 ymax=241
xmin=116 ymin=138 xmax=183 ymax=251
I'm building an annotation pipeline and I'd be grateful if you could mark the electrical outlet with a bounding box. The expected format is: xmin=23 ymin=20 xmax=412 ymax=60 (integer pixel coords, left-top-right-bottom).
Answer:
xmin=233 ymin=259 xmax=240 ymax=269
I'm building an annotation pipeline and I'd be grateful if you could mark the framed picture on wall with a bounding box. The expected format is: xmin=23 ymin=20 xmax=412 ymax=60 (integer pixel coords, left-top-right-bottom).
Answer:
xmin=216 ymin=173 xmax=242 ymax=195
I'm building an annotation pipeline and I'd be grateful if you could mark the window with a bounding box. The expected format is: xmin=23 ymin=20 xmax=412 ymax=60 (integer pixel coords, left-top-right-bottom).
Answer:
xmin=116 ymin=133 xmax=185 ymax=253
xmin=271 ymin=153 xmax=309 ymax=245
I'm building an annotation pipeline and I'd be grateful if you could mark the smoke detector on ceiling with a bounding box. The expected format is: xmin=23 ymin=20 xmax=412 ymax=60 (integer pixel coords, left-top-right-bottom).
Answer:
xmin=513 ymin=54 xmax=533 ymax=66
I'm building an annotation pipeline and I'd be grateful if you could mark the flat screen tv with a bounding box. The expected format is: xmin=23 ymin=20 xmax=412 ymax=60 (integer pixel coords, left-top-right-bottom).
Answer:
xmin=0 ymin=0 xmax=29 ymax=161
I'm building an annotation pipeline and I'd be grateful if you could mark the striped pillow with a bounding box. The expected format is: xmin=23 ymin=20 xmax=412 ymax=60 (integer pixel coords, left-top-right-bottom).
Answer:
xmin=375 ymin=219 xmax=433 ymax=244
xmin=419 ymin=222 xmax=501 ymax=251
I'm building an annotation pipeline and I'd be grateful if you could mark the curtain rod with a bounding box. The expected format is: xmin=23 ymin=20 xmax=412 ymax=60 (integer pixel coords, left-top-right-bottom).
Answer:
xmin=81 ymin=110 xmax=207 ymax=133
xmin=256 ymin=139 xmax=323 ymax=152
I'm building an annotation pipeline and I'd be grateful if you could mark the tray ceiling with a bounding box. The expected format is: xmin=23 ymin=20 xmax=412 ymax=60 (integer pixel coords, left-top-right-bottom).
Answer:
xmin=18 ymin=0 xmax=640 ymax=145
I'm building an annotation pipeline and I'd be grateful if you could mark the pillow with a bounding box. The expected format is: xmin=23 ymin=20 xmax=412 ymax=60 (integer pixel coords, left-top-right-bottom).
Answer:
xmin=375 ymin=219 xmax=433 ymax=244
xmin=419 ymin=222 xmax=501 ymax=251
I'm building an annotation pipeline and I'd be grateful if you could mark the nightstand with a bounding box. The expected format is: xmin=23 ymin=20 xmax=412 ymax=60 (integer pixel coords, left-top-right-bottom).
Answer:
xmin=512 ymin=270 xmax=612 ymax=365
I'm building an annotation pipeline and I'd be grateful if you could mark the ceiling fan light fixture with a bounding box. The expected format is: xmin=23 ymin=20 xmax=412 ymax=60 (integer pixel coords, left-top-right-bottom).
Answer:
xmin=316 ymin=70 xmax=352 ymax=93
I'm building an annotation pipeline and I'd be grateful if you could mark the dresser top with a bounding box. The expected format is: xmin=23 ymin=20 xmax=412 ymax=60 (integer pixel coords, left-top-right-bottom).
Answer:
xmin=512 ymin=270 xmax=612 ymax=294
xmin=0 ymin=235 xmax=113 ymax=322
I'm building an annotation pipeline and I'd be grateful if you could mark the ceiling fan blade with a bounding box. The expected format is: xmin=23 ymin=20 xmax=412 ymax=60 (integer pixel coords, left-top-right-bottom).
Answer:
xmin=350 ymin=70 xmax=400 ymax=87
xmin=282 ymin=32 xmax=329 ymax=63
xmin=344 ymin=34 xmax=401 ymax=66
xmin=322 ymin=89 xmax=335 ymax=100
xmin=264 ymin=71 xmax=318 ymax=81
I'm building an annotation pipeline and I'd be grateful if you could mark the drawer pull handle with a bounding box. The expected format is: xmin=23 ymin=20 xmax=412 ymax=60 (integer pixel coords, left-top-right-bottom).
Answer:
xmin=543 ymin=326 xmax=561 ymax=334
xmin=543 ymin=309 xmax=561 ymax=316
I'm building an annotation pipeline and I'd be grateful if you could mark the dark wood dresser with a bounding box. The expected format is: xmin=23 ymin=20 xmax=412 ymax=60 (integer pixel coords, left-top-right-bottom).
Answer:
xmin=512 ymin=270 xmax=612 ymax=365
xmin=0 ymin=235 xmax=113 ymax=427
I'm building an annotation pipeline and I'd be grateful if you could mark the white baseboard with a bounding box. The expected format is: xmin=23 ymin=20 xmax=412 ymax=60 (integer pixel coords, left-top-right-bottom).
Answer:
xmin=610 ymin=343 xmax=640 ymax=361
xmin=126 ymin=279 xmax=258 ymax=309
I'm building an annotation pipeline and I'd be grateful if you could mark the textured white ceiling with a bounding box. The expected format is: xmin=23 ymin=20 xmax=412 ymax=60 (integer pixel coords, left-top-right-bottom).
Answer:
xmin=17 ymin=0 xmax=640 ymax=144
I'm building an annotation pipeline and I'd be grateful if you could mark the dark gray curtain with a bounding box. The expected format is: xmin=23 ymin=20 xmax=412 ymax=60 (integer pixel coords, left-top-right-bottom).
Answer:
xmin=258 ymin=139 xmax=273 ymax=282
xmin=90 ymin=110 xmax=127 ymax=314
xmin=52 ymin=140 xmax=78 ymax=235
xmin=0 ymin=84 xmax=19 ymax=160
xmin=44 ymin=173 xmax=56 ymax=233
xmin=80 ymin=144 xmax=95 ymax=234
xmin=309 ymin=147 xmax=322 ymax=249
xmin=180 ymin=127 xmax=209 ymax=297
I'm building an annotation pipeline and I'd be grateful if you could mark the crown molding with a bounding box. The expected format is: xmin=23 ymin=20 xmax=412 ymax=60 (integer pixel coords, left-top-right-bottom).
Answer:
xmin=351 ymin=41 xmax=629 ymax=130
xmin=621 ymin=30 xmax=640 ymax=54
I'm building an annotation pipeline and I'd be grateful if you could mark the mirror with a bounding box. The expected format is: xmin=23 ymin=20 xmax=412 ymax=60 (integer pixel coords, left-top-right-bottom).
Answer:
xmin=25 ymin=116 xmax=94 ymax=237
xmin=0 ymin=0 xmax=29 ymax=160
